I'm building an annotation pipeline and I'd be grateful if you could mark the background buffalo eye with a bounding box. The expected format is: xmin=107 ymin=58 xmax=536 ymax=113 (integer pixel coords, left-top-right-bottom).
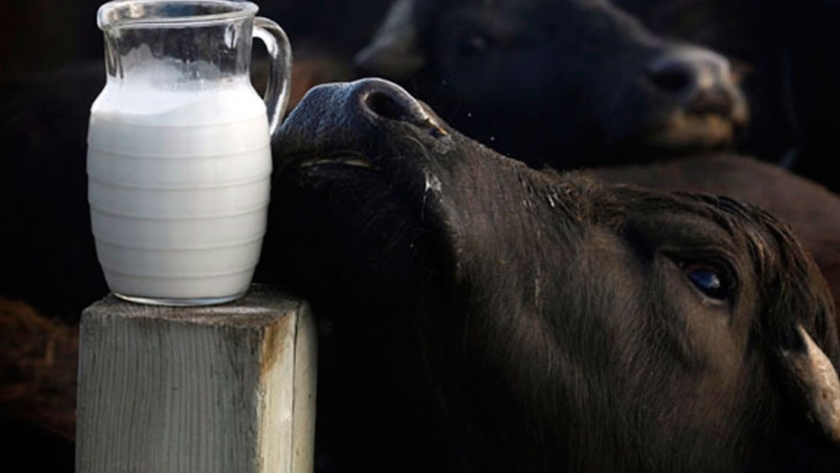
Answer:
xmin=683 ymin=263 xmax=730 ymax=300
xmin=457 ymin=34 xmax=488 ymax=57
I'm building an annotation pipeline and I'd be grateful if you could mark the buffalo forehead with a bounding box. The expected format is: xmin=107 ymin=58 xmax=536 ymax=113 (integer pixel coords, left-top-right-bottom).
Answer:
xmin=619 ymin=207 xmax=742 ymax=261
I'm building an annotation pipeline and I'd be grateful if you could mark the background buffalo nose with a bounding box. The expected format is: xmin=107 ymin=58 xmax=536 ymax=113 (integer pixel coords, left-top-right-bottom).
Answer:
xmin=647 ymin=49 xmax=745 ymax=118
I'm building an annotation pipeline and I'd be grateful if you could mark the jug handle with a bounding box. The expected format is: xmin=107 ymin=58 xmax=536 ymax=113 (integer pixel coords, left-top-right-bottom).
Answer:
xmin=253 ymin=17 xmax=292 ymax=141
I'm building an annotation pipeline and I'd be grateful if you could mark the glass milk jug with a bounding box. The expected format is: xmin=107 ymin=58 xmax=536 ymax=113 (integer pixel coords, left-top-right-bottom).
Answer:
xmin=87 ymin=0 xmax=291 ymax=305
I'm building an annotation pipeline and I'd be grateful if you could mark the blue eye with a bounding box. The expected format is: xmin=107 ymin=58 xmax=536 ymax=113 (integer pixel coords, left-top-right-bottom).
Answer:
xmin=684 ymin=264 xmax=730 ymax=300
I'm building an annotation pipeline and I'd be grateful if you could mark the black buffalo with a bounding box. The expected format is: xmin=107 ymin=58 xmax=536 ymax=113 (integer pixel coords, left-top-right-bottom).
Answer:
xmin=354 ymin=0 xmax=749 ymax=169
xmin=608 ymin=0 xmax=798 ymax=163
xmin=590 ymin=154 xmax=840 ymax=331
xmin=611 ymin=0 xmax=840 ymax=192
xmin=260 ymin=78 xmax=840 ymax=472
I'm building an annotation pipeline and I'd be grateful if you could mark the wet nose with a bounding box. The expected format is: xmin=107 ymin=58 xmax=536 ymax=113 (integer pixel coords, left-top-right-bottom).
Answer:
xmin=277 ymin=78 xmax=447 ymax=154
xmin=647 ymin=49 xmax=747 ymax=120
xmin=354 ymin=78 xmax=448 ymax=137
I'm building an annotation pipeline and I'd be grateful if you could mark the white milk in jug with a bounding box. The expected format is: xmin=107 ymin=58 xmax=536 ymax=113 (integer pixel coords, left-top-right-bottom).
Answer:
xmin=87 ymin=72 xmax=272 ymax=304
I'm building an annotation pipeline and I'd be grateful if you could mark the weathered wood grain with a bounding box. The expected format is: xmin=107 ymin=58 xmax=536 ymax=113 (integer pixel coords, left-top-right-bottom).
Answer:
xmin=75 ymin=285 xmax=316 ymax=473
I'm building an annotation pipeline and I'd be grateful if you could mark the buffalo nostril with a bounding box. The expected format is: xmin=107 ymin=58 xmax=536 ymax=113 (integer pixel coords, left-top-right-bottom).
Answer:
xmin=646 ymin=49 xmax=744 ymax=118
xmin=648 ymin=60 xmax=694 ymax=94
xmin=357 ymin=79 xmax=448 ymax=137
xmin=365 ymin=90 xmax=412 ymax=123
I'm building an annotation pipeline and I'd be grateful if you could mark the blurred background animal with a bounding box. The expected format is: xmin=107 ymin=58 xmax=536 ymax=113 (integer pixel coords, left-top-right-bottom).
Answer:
xmin=613 ymin=0 xmax=840 ymax=191
xmin=355 ymin=0 xmax=749 ymax=169
xmin=356 ymin=0 xmax=840 ymax=191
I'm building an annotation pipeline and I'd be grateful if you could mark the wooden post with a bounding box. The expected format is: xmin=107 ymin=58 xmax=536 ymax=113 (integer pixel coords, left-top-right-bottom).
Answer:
xmin=75 ymin=284 xmax=317 ymax=473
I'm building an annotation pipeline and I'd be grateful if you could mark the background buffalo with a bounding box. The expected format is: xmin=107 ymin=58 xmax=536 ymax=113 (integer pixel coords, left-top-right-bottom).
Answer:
xmin=356 ymin=0 xmax=749 ymax=169
xmin=613 ymin=0 xmax=840 ymax=191
xmin=356 ymin=0 xmax=840 ymax=192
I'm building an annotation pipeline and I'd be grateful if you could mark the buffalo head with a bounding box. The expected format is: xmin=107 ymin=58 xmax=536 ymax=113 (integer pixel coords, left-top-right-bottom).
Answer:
xmin=354 ymin=0 xmax=749 ymax=169
xmin=261 ymin=78 xmax=840 ymax=472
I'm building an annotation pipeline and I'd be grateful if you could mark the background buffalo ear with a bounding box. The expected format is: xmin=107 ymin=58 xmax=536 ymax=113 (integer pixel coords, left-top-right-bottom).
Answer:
xmin=779 ymin=324 xmax=840 ymax=444
xmin=354 ymin=0 xmax=426 ymax=80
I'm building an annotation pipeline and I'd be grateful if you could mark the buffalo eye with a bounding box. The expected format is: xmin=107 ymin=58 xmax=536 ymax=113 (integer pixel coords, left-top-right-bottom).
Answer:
xmin=681 ymin=262 xmax=731 ymax=301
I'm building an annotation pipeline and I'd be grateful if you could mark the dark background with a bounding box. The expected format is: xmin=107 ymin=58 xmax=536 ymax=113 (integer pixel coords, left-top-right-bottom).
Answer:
xmin=0 ymin=0 xmax=392 ymax=77
xmin=0 ymin=3 xmax=391 ymax=471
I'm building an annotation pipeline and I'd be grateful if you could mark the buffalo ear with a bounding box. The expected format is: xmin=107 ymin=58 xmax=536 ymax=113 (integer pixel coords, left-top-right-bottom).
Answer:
xmin=354 ymin=0 xmax=426 ymax=79
xmin=779 ymin=324 xmax=840 ymax=443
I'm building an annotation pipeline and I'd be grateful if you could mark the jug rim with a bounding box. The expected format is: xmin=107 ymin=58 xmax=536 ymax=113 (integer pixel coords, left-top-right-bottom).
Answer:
xmin=97 ymin=0 xmax=259 ymax=31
